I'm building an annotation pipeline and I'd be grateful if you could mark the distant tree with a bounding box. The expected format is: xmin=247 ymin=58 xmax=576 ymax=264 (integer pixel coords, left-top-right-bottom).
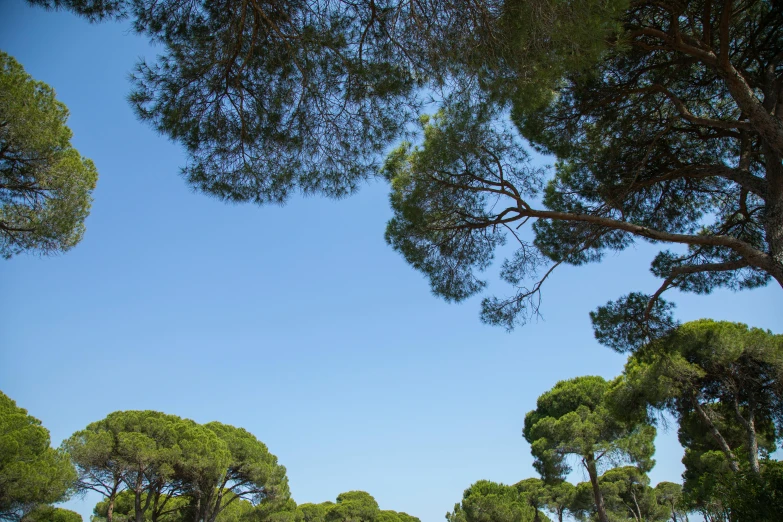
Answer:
xmin=22 ymin=506 xmax=82 ymax=522
xmin=0 ymin=51 xmax=98 ymax=258
xmin=64 ymin=412 xmax=289 ymax=522
xmin=540 ymin=481 xmax=577 ymax=522
xmin=185 ymin=422 xmax=289 ymax=522
xmin=711 ymin=459 xmax=783 ymax=522
xmin=30 ymin=0 xmax=783 ymax=329
xmin=255 ymin=498 xmax=301 ymax=522
xmin=524 ymin=377 xmax=656 ymax=522
xmin=597 ymin=467 xmax=669 ymax=522
xmin=325 ymin=492 xmax=379 ymax=522
xmin=296 ymin=503 xmax=331 ymax=522
xmin=652 ymin=482 xmax=686 ymax=522
xmin=609 ymin=320 xmax=783 ymax=475
xmin=513 ymin=479 xmax=549 ymax=522
xmin=0 ymin=391 xmax=76 ymax=521
xmin=116 ymin=412 xmax=184 ymax=522
xmin=92 ymin=484 xmax=420 ymax=522
xmin=568 ymin=481 xmax=599 ymax=522
xmin=608 ymin=320 xmax=783 ymax=519
xmin=93 ymin=490 xmax=186 ymax=522
xmin=63 ymin=411 xmax=207 ymax=522
xmin=62 ymin=418 xmax=127 ymax=522
xmin=295 ymin=492 xmax=417 ymax=522
xmin=375 ymin=511 xmax=419 ymax=522
xmin=677 ymin=417 xmax=742 ymax=518
xmin=447 ymin=480 xmax=538 ymax=522
xmin=93 ymin=491 xmax=256 ymax=522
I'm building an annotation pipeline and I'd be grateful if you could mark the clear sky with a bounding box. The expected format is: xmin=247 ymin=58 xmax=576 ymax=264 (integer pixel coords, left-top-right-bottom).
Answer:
xmin=1 ymin=2 xmax=781 ymax=521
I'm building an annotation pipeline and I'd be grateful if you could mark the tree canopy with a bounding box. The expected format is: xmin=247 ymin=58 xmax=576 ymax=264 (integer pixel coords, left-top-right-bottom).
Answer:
xmin=609 ymin=320 xmax=783 ymax=475
xmin=597 ymin=466 xmax=669 ymax=522
xmin=523 ymin=376 xmax=656 ymax=522
xmin=292 ymin=492 xmax=419 ymax=522
xmin=608 ymin=319 xmax=783 ymax=519
xmin=190 ymin=422 xmax=290 ymax=522
xmin=0 ymin=391 xmax=76 ymax=522
xmin=446 ymin=480 xmax=539 ymax=522
xmin=28 ymin=0 xmax=783 ymax=329
xmin=0 ymin=50 xmax=98 ymax=258
xmin=23 ymin=506 xmax=83 ymax=522
xmin=63 ymin=411 xmax=288 ymax=522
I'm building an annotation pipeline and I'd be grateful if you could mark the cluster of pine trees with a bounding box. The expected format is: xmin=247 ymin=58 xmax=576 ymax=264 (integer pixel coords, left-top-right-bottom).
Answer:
xmin=450 ymin=320 xmax=783 ymax=522
xmin=0 ymin=394 xmax=419 ymax=522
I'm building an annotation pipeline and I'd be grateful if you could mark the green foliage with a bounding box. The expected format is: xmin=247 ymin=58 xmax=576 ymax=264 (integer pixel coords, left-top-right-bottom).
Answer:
xmin=539 ymin=481 xmax=577 ymax=522
xmin=597 ymin=467 xmax=668 ymax=522
xmin=30 ymin=0 xmax=783 ymax=329
xmin=711 ymin=459 xmax=783 ymax=522
xmin=326 ymin=492 xmax=378 ymax=522
xmin=680 ymin=456 xmax=783 ymax=521
xmin=383 ymin=0 xmax=783 ymax=330
xmin=0 ymin=51 xmax=98 ymax=258
xmin=610 ymin=320 xmax=783 ymax=473
xmin=569 ymin=482 xmax=596 ymax=521
xmin=652 ymin=482 xmax=687 ymax=522
xmin=609 ymin=320 xmax=783 ymax=518
xmin=524 ymin=376 xmax=655 ymax=480
xmin=22 ymin=506 xmax=82 ymax=522
xmin=256 ymin=498 xmax=301 ymax=522
xmin=513 ymin=479 xmax=549 ymax=522
xmin=189 ymin=422 xmax=289 ymax=522
xmin=589 ymin=293 xmax=678 ymax=354
xmin=64 ymin=411 xmax=289 ymax=522
xmin=569 ymin=470 xmax=679 ymax=522
xmin=447 ymin=480 xmax=537 ymax=522
xmin=65 ymin=410 xmax=226 ymax=522
xmin=296 ymin=503 xmax=331 ymax=522
xmin=93 ymin=490 xmax=187 ymax=522
xmin=32 ymin=0 xmax=419 ymax=205
xmin=497 ymin=0 xmax=629 ymax=112
xmin=383 ymin=106 xmax=539 ymax=305
xmin=93 ymin=490 xmax=257 ymax=522
xmin=524 ymin=376 xmax=655 ymax=522
xmin=449 ymin=478 xmax=586 ymax=522
xmin=79 ymin=423 xmax=416 ymax=522
xmin=0 ymin=391 xmax=76 ymax=521
xmin=295 ymin=492 xmax=417 ymax=522
xmin=511 ymin=0 xmax=783 ymax=323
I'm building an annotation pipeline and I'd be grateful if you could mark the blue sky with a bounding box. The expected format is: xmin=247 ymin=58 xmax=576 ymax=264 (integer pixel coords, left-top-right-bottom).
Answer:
xmin=1 ymin=2 xmax=781 ymax=521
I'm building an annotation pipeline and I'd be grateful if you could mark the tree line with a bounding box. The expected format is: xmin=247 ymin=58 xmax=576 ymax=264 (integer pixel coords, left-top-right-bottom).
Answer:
xmin=0 ymin=397 xmax=420 ymax=522
xmin=2 ymin=319 xmax=781 ymax=521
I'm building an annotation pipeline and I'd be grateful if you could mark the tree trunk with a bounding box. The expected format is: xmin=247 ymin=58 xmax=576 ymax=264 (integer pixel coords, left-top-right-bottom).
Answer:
xmin=631 ymin=489 xmax=642 ymax=521
xmin=731 ymin=395 xmax=761 ymax=474
xmin=763 ymin=143 xmax=783 ymax=288
xmin=107 ymin=497 xmax=115 ymax=522
xmin=585 ymin=455 xmax=609 ymax=522
xmin=691 ymin=395 xmax=740 ymax=472
xmin=747 ymin=410 xmax=760 ymax=474
xmin=106 ymin=480 xmax=120 ymax=522
xmin=134 ymin=472 xmax=144 ymax=522
xmin=151 ymin=492 xmax=159 ymax=522
xmin=720 ymin=60 xmax=783 ymax=159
